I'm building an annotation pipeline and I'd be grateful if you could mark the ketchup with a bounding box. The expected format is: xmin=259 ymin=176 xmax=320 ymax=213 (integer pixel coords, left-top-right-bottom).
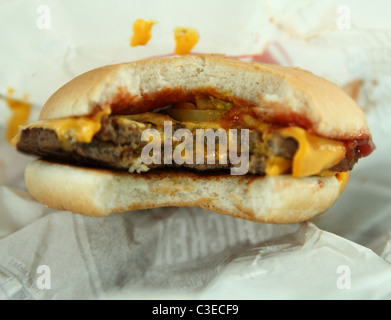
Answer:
xmin=345 ymin=137 xmax=376 ymax=161
xmin=220 ymin=106 xmax=258 ymax=130
xmin=222 ymin=104 xmax=376 ymax=161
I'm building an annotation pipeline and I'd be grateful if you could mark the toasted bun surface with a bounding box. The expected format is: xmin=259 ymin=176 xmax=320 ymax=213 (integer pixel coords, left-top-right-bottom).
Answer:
xmin=39 ymin=55 xmax=369 ymax=140
xmin=25 ymin=160 xmax=342 ymax=224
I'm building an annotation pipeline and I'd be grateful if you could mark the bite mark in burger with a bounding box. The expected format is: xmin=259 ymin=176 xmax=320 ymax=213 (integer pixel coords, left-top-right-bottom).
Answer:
xmin=13 ymin=55 xmax=375 ymax=223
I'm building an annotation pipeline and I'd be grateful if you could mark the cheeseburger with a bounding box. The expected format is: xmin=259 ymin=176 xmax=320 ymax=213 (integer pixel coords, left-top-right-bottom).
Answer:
xmin=13 ymin=55 xmax=375 ymax=223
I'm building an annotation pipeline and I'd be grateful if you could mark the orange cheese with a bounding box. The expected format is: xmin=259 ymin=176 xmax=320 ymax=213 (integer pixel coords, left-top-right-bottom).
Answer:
xmin=278 ymin=127 xmax=346 ymax=178
xmin=130 ymin=19 xmax=157 ymax=47
xmin=265 ymin=156 xmax=291 ymax=176
xmin=336 ymin=171 xmax=350 ymax=194
xmin=4 ymin=88 xmax=31 ymax=143
xmin=12 ymin=109 xmax=110 ymax=146
xmin=174 ymin=27 xmax=199 ymax=55
xmin=6 ymin=98 xmax=31 ymax=142
xmin=318 ymin=170 xmax=350 ymax=194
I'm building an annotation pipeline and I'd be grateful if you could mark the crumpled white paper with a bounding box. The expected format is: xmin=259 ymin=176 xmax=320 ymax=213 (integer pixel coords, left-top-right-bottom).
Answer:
xmin=1 ymin=0 xmax=391 ymax=300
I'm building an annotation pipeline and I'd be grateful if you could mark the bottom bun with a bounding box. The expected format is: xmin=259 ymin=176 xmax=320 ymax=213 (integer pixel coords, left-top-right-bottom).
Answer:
xmin=25 ymin=159 xmax=342 ymax=224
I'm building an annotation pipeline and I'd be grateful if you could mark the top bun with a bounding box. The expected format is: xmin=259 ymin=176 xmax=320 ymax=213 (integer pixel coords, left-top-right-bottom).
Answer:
xmin=39 ymin=54 xmax=369 ymax=140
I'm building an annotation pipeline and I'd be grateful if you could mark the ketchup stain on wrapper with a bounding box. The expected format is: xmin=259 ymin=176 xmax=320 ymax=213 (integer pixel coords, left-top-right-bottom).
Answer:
xmin=3 ymin=87 xmax=31 ymax=143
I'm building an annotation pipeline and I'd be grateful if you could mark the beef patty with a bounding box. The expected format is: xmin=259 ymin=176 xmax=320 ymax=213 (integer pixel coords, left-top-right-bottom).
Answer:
xmin=16 ymin=114 xmax=357 ymax=175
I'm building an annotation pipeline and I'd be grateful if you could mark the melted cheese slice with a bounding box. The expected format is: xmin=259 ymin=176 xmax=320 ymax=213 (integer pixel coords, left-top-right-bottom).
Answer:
xmin=336 ymin=171 xmax=350 ymax=193
xmin=319 ymin=170 xmax=350 ymax=194
xmin=12 ymin=110 xmax=110 ymax=146
xmin=265 ymin=156 xmax=291 ymax=176
xmin=278 ymin=127 xmax=346 ymax=178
